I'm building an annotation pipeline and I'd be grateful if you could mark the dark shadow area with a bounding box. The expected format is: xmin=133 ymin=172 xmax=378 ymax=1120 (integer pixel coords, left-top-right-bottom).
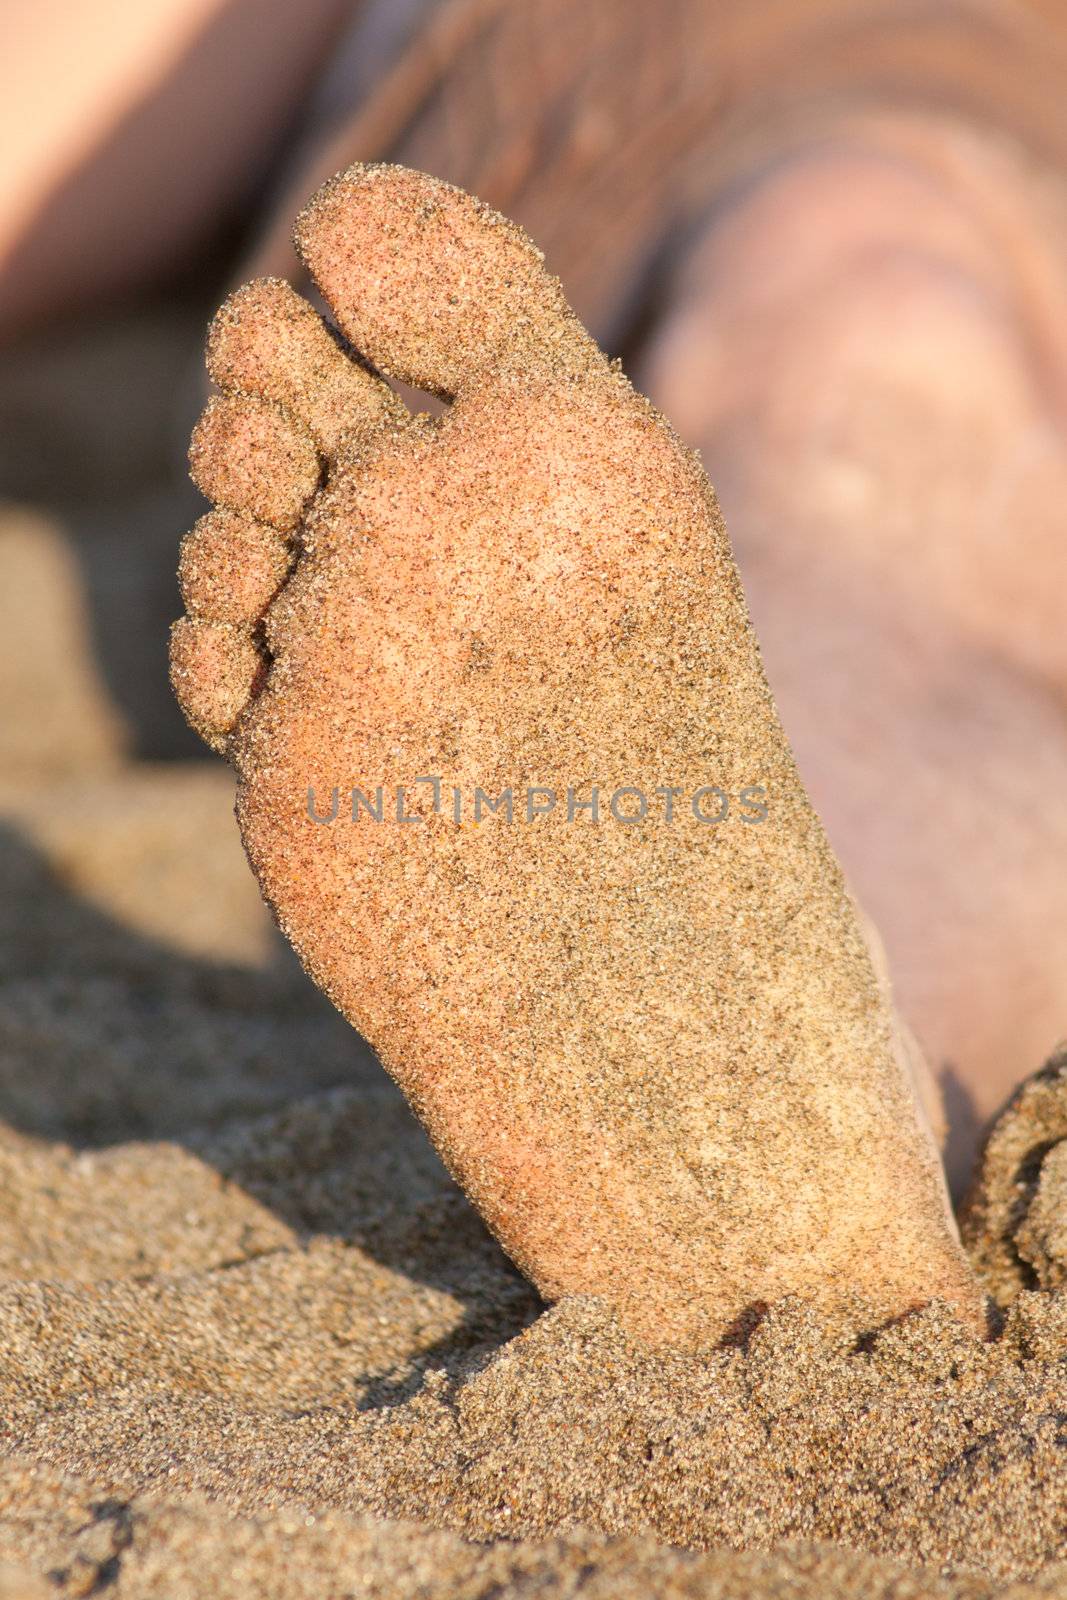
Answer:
xmin=0 ymin=0 xmax=351 ymax=759
xmin=0 ymin=818 xmax=366 ymax=1141
xmin=0 ymin=296 xmax=224 ymax=760
xmin=940 ymin=1063 xmax=985 ymax=1205
xmin=0 ymin=818 xmax=540 ymax=1394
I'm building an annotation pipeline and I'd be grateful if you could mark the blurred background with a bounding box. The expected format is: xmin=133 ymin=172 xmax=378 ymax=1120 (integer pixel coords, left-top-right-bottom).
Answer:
xmin=2 ymin=0 xmax=1066 ymax=1194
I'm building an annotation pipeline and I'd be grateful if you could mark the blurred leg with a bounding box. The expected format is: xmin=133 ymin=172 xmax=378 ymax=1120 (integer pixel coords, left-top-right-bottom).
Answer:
xmin=638 ymin=112 xmax=1067 ymax=1188
xmin=0 ymin=0 xmax=352 ymax=339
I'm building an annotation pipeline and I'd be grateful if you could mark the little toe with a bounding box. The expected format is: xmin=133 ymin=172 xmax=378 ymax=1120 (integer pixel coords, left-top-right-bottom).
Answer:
xmin=206 ymin=278 xmax=408 ymax=457
xmin=179 ymin=508 xmax=292 ymax=627
xmin=169 ymin=618 xmax=265 ymax=752
xmin=294 ymin=164 xmax=594 ymax=397
xmin=189 ymin=393 xmax=320 ymax=531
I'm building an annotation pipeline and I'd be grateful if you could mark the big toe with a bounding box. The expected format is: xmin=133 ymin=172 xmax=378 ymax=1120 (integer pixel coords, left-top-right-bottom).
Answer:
xmin=295 ymin=164 xmax=595 ymax=397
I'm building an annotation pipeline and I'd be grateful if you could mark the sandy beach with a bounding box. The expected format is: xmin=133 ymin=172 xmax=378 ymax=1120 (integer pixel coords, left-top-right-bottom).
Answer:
xmin=2 ymin=216 xmax=1067 ymax=1596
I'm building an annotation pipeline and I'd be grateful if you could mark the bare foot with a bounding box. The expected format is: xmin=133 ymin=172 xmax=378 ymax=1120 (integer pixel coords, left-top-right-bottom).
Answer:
xmin=960 ymin=1044 xmax=1067 ymax=1307
xmin=170 ymin=164 xmax=982 ymax=1348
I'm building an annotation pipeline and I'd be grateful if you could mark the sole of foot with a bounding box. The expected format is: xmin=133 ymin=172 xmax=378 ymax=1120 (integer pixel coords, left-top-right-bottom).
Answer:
xmin=171 ymin=163 xmax=984 ymax=1349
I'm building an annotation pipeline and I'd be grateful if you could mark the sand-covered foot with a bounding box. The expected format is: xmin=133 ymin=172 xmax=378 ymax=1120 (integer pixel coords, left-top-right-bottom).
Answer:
xmin=171 ymin=164 xmax=983 ymax=1349
xmin=961 ymin=1044 xmax=1067 ymax=1305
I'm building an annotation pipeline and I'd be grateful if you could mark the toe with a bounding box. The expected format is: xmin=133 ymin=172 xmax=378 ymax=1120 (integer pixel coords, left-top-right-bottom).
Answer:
xmin=189 ymin=393 xmax=320 ymax=530
xmin=206 ymin=278 xmax=407 ymax=457
xmin=294 ymin=164 xmax=594 ymax=397
xmin=179 ymin=508 xmax=292 ymax=626
xmin=173 ymin=504 xmax=288 ymax=753
xmin=170 ymin=618 xmax=265 ymax=752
